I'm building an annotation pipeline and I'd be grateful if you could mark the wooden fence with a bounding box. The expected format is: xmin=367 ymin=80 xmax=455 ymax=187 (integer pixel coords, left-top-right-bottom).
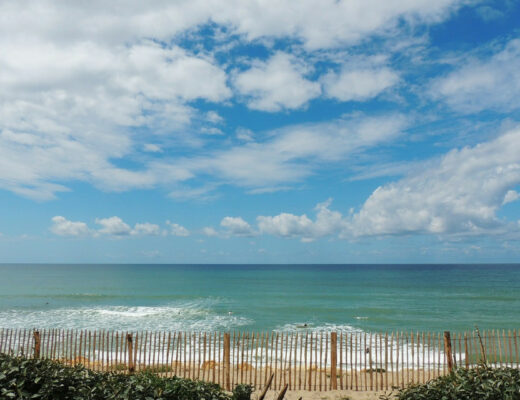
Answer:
xmin=1 ymin=328 xmax=519 ymax=391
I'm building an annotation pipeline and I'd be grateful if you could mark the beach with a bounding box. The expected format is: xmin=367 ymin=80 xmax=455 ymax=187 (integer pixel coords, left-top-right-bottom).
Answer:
xmin=258 ymin=390 xmax=388 ymax=400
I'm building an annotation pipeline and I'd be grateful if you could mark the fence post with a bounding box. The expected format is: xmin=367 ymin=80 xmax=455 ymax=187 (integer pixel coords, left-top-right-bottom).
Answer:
xmin=444 ymin=331 xmax=454 ymax=373
xmin=127 ymin=333 xmax=135 ymax=373
xmin=33 ymin=331 xmax=41 ymax=359
xmin=224 ymin=333 xmax=231 ymax=391
xmin=330 ymin=332 xmax=338 ymax=390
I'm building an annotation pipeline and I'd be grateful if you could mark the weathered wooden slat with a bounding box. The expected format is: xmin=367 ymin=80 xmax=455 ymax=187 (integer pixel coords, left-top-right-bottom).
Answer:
xmin=363 ymin=332 xmax=367 ymax=391
xmin=354 ymin=332 xmax=358 ymax=391
xmin=223 ymin=332 xmax=231 ymax=391
xmin=339 ymin=332 xmax=343 ymax=390
xmin=314 ymin=333 xmax=318 ymax=391
xmin=381 ymin=332 xmax=388 ymax=390
xmin=307 ymin=333 xmax=312 ymax=391
xmin=253 ymin=332 xmax=258 ymax=387
xmin=285 ymin=333 xmax=291 ymax=390
xmin=508 ymin=330 xmax=513 ymax=368
xmin=213 ymin=332 xmax=217 ymax=384
xmin=0 ymin=328 xmax=4 ymax=354
xmin=427 ymin=332 xmax=431 ymax=382
xmin=514 ymin=330 xmax=519 ymax=367
xmin=330 ymin=332 xmax=337 ymax=390
xmin=322 ymin=332 xmax=327 ymax=391
xmin=303 ymin=332 xmax=308 ymax=391
xmin=390 ymin=332 xmax=394 ymax=390
xmin=418 ymin=332 xmax=422 ymax=382
xmin=498 ymin=330 xmax=503 ymax=365
xmin=349 ymin=333 xmax=357 ymax=390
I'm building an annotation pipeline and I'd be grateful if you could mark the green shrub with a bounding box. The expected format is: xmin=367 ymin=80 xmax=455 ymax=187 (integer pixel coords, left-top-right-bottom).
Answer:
xmin=0 ymin=353 xmax=252 ymax=400
xmin=388 ymin=366 xmax=520 ymax=400
xmin=232 ymin=384 xmax=254 ymax=400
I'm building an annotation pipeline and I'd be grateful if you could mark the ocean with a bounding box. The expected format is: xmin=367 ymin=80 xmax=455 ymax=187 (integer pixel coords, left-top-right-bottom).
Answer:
xmin=1 ymin=264 xmax=519 ymax=333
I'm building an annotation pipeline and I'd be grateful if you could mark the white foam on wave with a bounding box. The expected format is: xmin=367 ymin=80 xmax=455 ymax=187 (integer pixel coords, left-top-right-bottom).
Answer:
xmin=275 ymin=322 xmax=362 ymax=333
xmin=0 ymin=299 xmax=252 ymax=332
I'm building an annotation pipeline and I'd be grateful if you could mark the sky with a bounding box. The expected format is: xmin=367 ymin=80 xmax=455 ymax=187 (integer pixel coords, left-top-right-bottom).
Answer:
xmin=1 ymin=0 xmax=520 ymax=263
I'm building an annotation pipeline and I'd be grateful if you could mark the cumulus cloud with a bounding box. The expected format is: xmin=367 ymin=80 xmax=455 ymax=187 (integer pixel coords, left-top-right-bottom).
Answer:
xmin=431 ymin=38 xmax=520 ymax=113
xmin=167 ymin=221 xmax=190 ymax=237
xmin=257 ymin=213 xmax=314 ymax=238
xmin=50 ymin=216 xmax=191 ymax=237
xmin=322 ymin=67 xmax=399 ymax=102
xmin=220 ymin=216 xmax=255 ymax=236
xmin=95 ymin=216 xmax=132 ymax=236
xmin=348 ymin=128 xmax=520 ymax=236
xmin=252 ymin=129 xmax=520 ymax=240
xmin=257 ymin=199 xmax=345 ymax=240
xmin=132 ymin=222 xmax=161 ymax=236
xmin=50 ymin=216 xmax=90 ymax=237
xmin=234 ymin=52 xmax=321 ymax=111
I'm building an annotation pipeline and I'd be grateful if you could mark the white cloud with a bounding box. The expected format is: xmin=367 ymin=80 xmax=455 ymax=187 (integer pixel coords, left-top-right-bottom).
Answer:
xmin=167 ymin=184 xmax=218 ymax=201
xmin=202 ymin=227 xmax=219 ymax=237
xmin=348 ymin=128 xmax=520 ymax=236
xmin=235 ymin=128 xmax=254 ymax=142
xmin=210 ymin=0 xmax=464 ymax=50
xmin=322 ymin=67 xmax=399 ymax=102
xmin=0 ymin=0 xmax=465 ymax=200
xmin=143 ymin=144 xmax=162 ymax=153
xmin=220 ymin=216 xmax=255 ymax=236
xmin=0 ymin=36 xmax=229 ymax=199
xmin=250 ymin=129 xmax=520 ymax=240
xmin=257 ymin=199 xmax=344 ymax=240
xmin=431 ymin=38 xmax=520 ymax=113
xmin=503 ymin=190 xmax=519 ymax=205
xmin=174 ymin=113 xmax=408 ymax=190
xmin=50 ymin=216 xmax=90 ymax=237
xmin=205 ymin=111 xmax=224 ymax=124
xmin=95 ymin=217 xmax=167 ymax=236
xmin=167 ymin=221 xmax=190 ymax=237
xmin=234 ymin=52 xmax=321 ymax=111
xmin=132 ymin=222 xmax=161 ymax=236
xmin=95 ymin=216 xmax=132 ymax=236
xmin=257 ymin=213 xmax=314 ymax=237
xmin=0 ymin=1 xmax=464 ymax=51
xmin=50 ymin=216 xmax=188 ymax=238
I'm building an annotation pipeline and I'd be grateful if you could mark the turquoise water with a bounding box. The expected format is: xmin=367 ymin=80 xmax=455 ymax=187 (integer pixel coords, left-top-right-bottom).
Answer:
xmin=0 ymin=264 xmax=519 ymax=333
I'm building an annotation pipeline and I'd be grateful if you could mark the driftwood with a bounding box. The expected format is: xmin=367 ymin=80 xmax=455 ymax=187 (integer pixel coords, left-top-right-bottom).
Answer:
xmin=258 ymin=373 xmax=275 ymax=400
xmin=276 ymin=383 xmax=289 ymax=400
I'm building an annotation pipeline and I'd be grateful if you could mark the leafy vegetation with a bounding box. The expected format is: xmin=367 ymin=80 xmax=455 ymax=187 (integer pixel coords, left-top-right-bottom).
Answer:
xmin=0 ymin=353 xmax=252 ymax=400
xmin=384 ymin=366 xmax=520 ymax=400
xmin=231 ymin=384 xmax=253 ymax=400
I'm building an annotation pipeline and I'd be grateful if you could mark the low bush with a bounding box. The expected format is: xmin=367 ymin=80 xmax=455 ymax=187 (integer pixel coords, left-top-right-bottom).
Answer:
xmin=387 ymin=366 xmax=520 ymax=400
xmin=0 ymin=353 xmax=252 ymax=400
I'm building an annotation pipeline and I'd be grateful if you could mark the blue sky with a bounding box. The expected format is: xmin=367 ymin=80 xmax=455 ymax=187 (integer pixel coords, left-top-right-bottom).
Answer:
xmin=1 ymin=0 xmax=520 ymax=263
